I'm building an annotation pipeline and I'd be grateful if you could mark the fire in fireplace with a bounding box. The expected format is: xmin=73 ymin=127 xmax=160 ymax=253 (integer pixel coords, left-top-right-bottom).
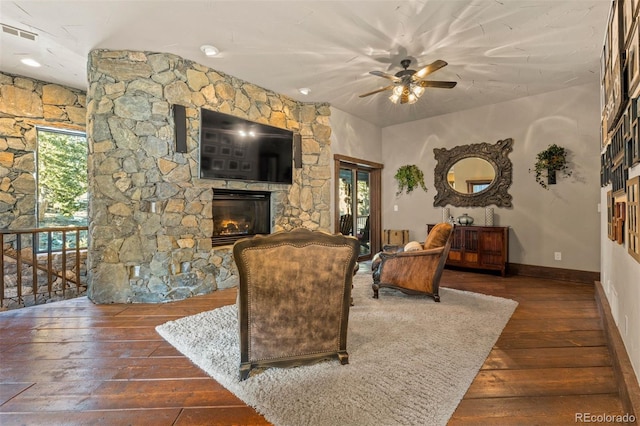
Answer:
xmin=211 ymin=189 xmax=271 ymax=246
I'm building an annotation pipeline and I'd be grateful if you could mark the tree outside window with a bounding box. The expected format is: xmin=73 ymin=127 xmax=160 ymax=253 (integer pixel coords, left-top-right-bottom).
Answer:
xmin=36 ymin=128 xmax=88 ymax=249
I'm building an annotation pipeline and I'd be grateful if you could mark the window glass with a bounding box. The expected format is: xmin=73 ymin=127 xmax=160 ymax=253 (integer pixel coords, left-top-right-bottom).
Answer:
xmin=36 ymin=128 xmax=88 ymax=250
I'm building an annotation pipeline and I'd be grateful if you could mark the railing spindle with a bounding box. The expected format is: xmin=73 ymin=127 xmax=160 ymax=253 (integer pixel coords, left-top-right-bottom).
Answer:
xmin=32 ymin=231 xmax=38 ymax=305
xmin=16 ymin=234 xmax=22 ymax=305
xmin=61 ymin=230 xmax=67 ymax=298
xmin=75 ymin=229 xmax=81 ymax=292
xmin=47 ymin=231 xmax=53 ymax=294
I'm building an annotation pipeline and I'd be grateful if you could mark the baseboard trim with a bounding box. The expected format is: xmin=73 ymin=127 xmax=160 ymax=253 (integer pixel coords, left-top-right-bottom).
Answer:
xmin=509 ymin=263 xmax=600 ymax=284
xmin=595 ymin=281 xmax=640 ymax=422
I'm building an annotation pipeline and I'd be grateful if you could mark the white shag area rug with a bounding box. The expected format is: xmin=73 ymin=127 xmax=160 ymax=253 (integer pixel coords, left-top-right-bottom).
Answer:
xmin=156 ymin=273 xmax=517 ymax=426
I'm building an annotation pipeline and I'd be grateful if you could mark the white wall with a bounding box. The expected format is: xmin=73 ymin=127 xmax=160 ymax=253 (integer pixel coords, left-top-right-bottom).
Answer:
xmin=330 ymin=107 xmax=383 ymax=163
xmin=380 ymin=83 xmax=602 ymax=272
xmin=601 ymin=163 xmax=640 ymax=384
xmin=329 ymin=107 xmax=383 ymax=231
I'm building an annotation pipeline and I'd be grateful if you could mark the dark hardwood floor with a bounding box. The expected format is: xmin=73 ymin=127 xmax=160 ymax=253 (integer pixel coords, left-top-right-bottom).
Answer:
xmin=0 ymin=267 xmax=633 ymax=425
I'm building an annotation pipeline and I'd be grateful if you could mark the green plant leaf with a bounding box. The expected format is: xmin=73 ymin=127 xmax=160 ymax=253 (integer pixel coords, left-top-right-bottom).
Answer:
xmin=394 ymin=165 xmax=427 ymax=196
xmin=530 ymin=144 xmax=572 ymax=189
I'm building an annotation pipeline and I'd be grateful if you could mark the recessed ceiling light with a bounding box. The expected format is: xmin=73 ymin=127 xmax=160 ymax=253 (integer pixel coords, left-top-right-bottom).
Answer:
xmin=299 ymin=87 xmax=311 ymax=95
xmin=200 ymin=44 xmax=219 ymax=57
xmin=20 ymin=58 xmax=41 ymax=67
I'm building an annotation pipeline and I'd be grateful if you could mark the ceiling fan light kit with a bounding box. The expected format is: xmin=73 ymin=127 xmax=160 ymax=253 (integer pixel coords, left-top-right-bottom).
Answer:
xmin=361 ymin=58 xmax=456 ymax=105
xmin=389 ymin=82 xmax=425 ymax=105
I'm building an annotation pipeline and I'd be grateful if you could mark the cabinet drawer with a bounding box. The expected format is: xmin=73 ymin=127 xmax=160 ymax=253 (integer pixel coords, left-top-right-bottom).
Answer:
xmin=463 ymin=253 xmax=479 ymax=263
xmin=448 ymin=251 xmax=462 ymax=262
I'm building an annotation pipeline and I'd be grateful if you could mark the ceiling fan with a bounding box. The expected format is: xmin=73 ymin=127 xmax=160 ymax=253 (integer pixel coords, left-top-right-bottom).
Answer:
xmin=359 ymin=59 xmax=457 ymax=104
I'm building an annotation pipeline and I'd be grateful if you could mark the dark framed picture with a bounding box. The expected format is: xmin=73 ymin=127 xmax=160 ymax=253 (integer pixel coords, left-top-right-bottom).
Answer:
xmin=241 ymin=161 xmax=252 ymax=171
xmin=608 ymin=1 xmax=624 ymax=129
xmin=605 ymin=69 xmax=614 ymax=130
xmin=615 ymin=200 xmax=626 ymax=245
xmin=611 ymin=2 xmax=620 ymax=66
xmin=628 ymin=22 xmax=640 ymax=94
xmin=625 ymin=0 xmax=634 ymax=43
xmin=625 ymin=134 xmax=634 ymax=168
xmin=634 ymin=121 xmax=640 ymax=165
xmin=228 ymin=160 xmax=239 ymax=170
xmin=612 ymin=60 xmax=623 ymax=128
xmin=234 ymin=148 xmax=245 ymax=158
xmin=602 ymin=112 xmax=609 ymax=150
xmin=624 ymin=110 xmax=630 ymax=140
xmin=601 ymin=152 xmax=608 ymax=187
xmin=608 ymin=190 xmax=614 ymax=240
xmin=627 ymin=176 xmax=640 ymax=262
xmin=212 ymin=159 xmax=224 ymax=170
xmin=204 ymin=145 xmax=217 ymax=154
xmin=221 ymin=135 xmax=231 ymax=145
xmin=221 ymin=146 xmax=232 ymax=156
xmin=603 ymin=28 xmax=609 ymax=74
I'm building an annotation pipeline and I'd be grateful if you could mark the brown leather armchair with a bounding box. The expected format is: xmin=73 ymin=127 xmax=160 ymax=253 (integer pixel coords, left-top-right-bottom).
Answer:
xmin=372 ymin=222 xmax=453 ymax=302
xmin=233 ymin=228 xmax=359 ymax=380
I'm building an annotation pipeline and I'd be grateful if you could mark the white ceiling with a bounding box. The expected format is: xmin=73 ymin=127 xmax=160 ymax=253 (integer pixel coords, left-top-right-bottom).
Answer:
xmin=0 ymin=0 xmax=611 ymax=128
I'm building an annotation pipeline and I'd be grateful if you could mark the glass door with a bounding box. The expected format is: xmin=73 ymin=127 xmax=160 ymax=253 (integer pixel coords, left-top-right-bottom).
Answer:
xmin=338 ymin=166 xmax=371 ymax=259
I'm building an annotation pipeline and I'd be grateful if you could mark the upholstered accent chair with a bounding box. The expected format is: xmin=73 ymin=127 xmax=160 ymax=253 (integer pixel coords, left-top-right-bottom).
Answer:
xmin=233 ymin=228 xmax=360 ymax=381
xmin=372 ymin=222 xmax=454 ymax=302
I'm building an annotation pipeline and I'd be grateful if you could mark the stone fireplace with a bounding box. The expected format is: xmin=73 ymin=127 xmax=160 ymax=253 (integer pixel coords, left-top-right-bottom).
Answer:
xmin=86 ymin=49 xmax=332 ymax=304
xmin=212 ymin=189 xmax=271 ymax=246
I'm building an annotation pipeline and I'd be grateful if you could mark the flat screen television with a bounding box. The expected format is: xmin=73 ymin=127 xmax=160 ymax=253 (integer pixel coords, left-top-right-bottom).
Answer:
xmin=199 ymin=108 xmax=294 ymax=184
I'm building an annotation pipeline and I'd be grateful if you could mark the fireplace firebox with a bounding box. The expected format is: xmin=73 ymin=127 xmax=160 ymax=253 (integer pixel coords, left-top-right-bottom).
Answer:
xmin=211 ymin=189 xmax=271 ymax=246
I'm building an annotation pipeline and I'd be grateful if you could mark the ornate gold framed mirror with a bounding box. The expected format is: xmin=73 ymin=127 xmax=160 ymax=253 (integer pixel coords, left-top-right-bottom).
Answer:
xmin=433 ymin=138 xmax=513 ymax=207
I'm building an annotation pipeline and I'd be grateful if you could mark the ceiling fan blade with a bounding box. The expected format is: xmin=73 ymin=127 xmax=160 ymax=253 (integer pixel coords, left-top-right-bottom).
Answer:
xmin=359 ymin=85 xmax=395 ymax=98
xmin=418 ymin=80 xmax=457 ymax=89
xmin=370 ymin=70 xmax=401 ymax=83
xmin=413 ymin=59 xmax=448 ymax=80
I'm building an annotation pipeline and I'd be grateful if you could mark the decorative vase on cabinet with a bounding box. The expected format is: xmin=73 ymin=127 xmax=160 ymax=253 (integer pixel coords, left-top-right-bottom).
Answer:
xmin=457 ymin=213 xmax=474 ymax=226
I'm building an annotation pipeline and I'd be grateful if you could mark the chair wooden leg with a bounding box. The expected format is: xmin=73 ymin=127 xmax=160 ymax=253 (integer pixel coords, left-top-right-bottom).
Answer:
xmin=372 ymin=283 xmax=379 ymax=299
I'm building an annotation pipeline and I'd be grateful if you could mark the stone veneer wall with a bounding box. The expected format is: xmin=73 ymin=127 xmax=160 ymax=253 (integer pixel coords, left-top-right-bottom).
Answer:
xmin=86 ymin=49 xmax=332 ymax=303
xmin=0 ymin=72 xmax=86 ymax=229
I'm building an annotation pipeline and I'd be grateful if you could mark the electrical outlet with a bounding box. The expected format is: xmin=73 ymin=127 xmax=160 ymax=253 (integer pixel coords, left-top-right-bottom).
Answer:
xmin=393 ymin=205 xmax=398 ymax=212
xmin=554 ymin=252 xmax=562 ymax=261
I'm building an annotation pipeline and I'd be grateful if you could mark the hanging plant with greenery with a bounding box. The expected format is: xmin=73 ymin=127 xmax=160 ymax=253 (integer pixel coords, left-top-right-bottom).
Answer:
xmin=530 ymin=144 xmax=572 ymax=189
xmin=394 ymin=164 xmax=428 ymax=195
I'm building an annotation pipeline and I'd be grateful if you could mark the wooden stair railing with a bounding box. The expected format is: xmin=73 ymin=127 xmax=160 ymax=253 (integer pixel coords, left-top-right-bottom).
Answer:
xmin=1 ymin=226 xmax=88 ymax=309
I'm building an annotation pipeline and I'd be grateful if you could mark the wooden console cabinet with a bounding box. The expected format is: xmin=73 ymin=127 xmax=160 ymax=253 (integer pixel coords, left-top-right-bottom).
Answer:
xmin=428 ymin=224 xmax=509 ymax=276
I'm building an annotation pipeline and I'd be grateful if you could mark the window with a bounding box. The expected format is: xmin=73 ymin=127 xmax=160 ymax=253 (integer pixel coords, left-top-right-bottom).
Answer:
xmin=466 ymin=180 xmax=492 ymax=194
xmin=36 ymin=128 xmax=88 ymax=250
